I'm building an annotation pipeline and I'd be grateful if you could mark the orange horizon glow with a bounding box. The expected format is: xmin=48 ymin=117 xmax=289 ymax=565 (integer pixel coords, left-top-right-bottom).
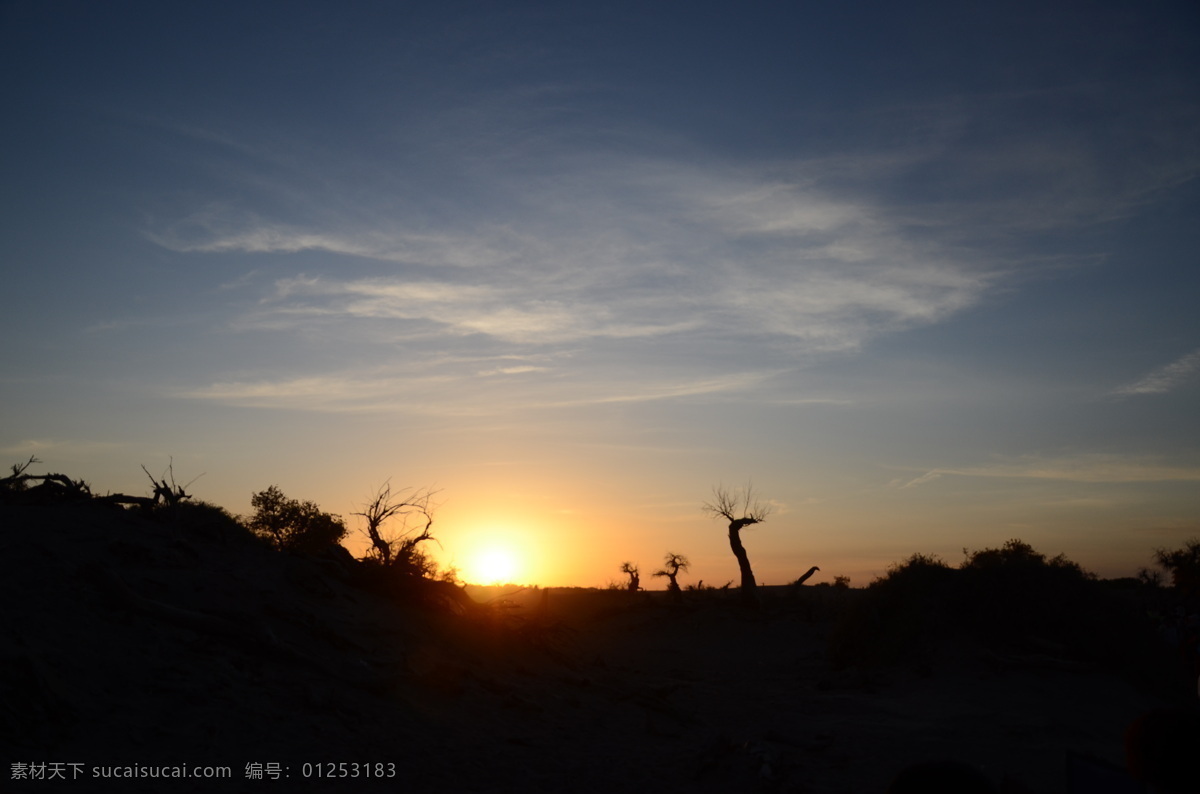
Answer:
xmin=304 ymin=461 xmax=1192 ymax=592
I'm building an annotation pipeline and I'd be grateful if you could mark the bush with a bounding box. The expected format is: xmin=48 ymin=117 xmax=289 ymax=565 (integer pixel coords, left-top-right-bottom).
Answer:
xmin=828 ymin=540 xmax=1125 ymax=670
xmin=955 ymin=539 xmax=1094 ymax=641
xmin=828 ymin=553 xmax=956 ymax=668
xmin=143 ymin=499 xmax=264 ymax=545
xmin=880 ymin=552 xmax=955 ymax=588
xmin=359 ymin=543 xmax=439 ymax=581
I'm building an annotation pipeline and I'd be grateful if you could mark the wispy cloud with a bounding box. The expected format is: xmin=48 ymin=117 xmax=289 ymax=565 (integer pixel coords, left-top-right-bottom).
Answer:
xmin=477 ymin=365 xmax=550 ymax=377
xmin=1112 ymin=348 xmax=1200 ymax=396
xmin=247 ymin=274 xmax=699 ymax=346
xmin=145 ymin=208 xmax=390 ymax=259
xmin=157 ymin=150 xmax=997 ymax=359
xmin=846 ymin=84 xmax=1200 ymax=234
xmin=893 ymin=454 xmax=1200 ymax=486
xmin=141 ymin=78 xmax=1194 ymax=419
xmin=173 ymin=364 xmax=771 ymax=415
xmin=0 ymin=438 xmax=128 ymax=461
xmin=893 ymin=470 xmax=944 ymax=489
xmin=542 ymin=371 xmax=774 ymax=408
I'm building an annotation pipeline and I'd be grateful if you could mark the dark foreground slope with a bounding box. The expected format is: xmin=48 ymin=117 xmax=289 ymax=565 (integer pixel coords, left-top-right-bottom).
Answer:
xmin=1 ymin=500 xmax=1193 ymax=793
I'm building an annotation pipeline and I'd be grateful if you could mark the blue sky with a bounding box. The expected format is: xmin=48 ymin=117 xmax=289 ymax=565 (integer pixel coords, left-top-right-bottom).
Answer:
xmin=2 ymin=1 xmax=1198 ymax=586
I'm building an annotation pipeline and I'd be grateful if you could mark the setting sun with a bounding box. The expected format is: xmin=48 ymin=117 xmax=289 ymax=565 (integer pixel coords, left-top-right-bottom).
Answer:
xmin=465 ymin=545 xmax=521 ymax=585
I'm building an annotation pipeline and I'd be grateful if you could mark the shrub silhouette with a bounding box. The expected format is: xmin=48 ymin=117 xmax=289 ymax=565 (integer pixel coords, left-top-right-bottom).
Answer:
xmin=828 ymin=540 xmax=1152 ymax=673
xmin=828 ymin=553 xmax=955 ymax=668
xmin=244 ymin=485 xmax=347 ymax=555
xmin=145 ymin=498 xmax=264 ymax=545
xmin=954 ymin=539 xmax=1094 ymax=641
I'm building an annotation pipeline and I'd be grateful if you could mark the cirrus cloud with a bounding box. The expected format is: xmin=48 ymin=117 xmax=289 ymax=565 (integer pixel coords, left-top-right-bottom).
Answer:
xmin=1112 ymin=348 xmax=1200 ymax=396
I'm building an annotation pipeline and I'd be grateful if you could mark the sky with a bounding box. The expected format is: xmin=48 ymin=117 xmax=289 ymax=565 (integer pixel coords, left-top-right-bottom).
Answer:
xmin=2 ymin=0 xmax=1198 ymax=587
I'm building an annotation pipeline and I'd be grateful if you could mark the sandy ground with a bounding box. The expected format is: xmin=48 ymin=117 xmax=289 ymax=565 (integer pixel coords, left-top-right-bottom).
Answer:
xmin=0 ymin=501 xmax=1189 ymax=792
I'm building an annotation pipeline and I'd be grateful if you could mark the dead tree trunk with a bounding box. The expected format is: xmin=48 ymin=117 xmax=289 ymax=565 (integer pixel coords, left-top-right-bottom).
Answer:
xmin=728 ymin=518 xmax=760 ymax=606
xmin=793 ymin=565 xmax=820 ymax=585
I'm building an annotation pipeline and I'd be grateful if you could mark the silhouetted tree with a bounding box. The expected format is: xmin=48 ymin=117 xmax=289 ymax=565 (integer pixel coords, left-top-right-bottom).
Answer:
xmin=703 ymin=483 xmax=771 ymax=606
xmin=353 ymin=481 xmax=440 ymax=576
xmin=1137 ymin=567 xmax=1164 ymax=588
xmin=245 ymin=485 xmax=346 ymax=555
xmin=1155 ymin=538 xmax=1200 ymax=598
xmin=652 ymin=552 xmax=690 ymax=593
xmin=620 ymin=561 xmax=640 ymax=592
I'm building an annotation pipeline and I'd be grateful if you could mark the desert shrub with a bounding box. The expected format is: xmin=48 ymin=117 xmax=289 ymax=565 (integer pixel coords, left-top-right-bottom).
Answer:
xmin=954 ymin=539 xmax=1095 ymax=643
xmin=359 ymin=543 xmax=439 ymax=580
xmin=786 ymin=579 xmax=858 ymax=626
xmin=880 ymin=552 xmax=955 ymax=589
xmin=354 ymin=529 xmax=460 ymax=604
xmin=828 ymin=541 xmax=1141 ymax=671
xmin=960 ymin=538 xmax=1091 ymax=583
xmin=145 ymin=499 xmax=265 ymax=545
xmin=243 ymin=485 xmax=347 ymax=555
xmin=828 ymin=553 xmax=956 ymax=668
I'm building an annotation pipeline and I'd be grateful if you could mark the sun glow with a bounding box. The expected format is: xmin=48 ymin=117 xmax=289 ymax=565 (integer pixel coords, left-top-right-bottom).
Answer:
xmin=465 ymin=545 xmax=521 ymax=585
xmin=439 ymin=506 xmax=561 ymax=586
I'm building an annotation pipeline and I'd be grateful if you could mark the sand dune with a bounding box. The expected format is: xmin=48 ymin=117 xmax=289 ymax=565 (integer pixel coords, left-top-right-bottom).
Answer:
xmin=1 ymin=500 xmax=1191 ymax=792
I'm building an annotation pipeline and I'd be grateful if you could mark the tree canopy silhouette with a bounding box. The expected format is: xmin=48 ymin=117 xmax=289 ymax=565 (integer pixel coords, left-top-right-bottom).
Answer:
xmin=245 ymin=485 xmax=346 ymax=555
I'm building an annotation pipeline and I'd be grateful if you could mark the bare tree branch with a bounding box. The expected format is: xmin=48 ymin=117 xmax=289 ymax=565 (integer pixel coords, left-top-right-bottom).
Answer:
xmin=701 ymin=482 xmax=771 ymax=525
xmin=7 ymin=455 xmax=40 ymax=479
xmin=353 ymin=481 xmax=440 ymax=569
xmin=141 ymin=458 xmax=197 ymax=506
